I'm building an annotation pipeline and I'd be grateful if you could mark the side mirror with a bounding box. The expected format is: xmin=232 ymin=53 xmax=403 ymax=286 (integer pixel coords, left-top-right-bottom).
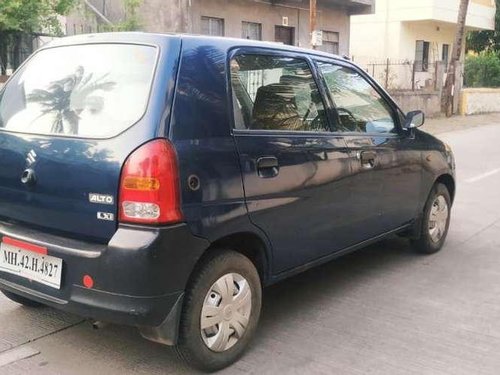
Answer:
xmin=404 ymin=110 xmax=425 ymax=129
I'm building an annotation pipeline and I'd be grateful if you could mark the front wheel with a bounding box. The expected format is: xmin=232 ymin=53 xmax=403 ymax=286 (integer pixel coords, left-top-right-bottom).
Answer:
xmin=411 ymin=183 xmax=451 ymax=254
xmin=176 ymin=250 xmax=262 ymax=372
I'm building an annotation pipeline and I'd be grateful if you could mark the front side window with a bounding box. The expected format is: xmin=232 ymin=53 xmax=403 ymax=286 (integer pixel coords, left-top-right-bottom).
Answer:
xmin=318 ymin=62 xmax=395 ymax=134
xmin=0 ymin=44 xmax=157 ymax=138
xmin=231 ymin=54 xmax=329 ymax=132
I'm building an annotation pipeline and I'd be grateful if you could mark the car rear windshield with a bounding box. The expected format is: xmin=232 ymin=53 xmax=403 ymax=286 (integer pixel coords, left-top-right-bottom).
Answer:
xmin=0 ymin=43 xmax=157 ymax=138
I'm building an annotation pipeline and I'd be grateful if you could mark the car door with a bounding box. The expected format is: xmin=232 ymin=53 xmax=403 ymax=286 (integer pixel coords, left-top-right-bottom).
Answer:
xmin=230 ymin=50 xmax=355 ymax=273
xmin=316 ymin=60 xmax=423 ymax=238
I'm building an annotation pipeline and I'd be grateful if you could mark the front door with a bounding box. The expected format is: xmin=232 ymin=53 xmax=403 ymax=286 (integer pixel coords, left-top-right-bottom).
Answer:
xmin=230 ymin=52 xmax=354 ymax=273
xmin=275 ymin=26 xmax=295 ymax=46
xmin=316 ymin=60 xmax=422 ymax=239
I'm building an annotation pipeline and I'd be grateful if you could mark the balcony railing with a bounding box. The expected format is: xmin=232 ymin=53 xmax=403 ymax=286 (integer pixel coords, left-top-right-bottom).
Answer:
xmin=387 ymin=0 xmax=495 ymax=30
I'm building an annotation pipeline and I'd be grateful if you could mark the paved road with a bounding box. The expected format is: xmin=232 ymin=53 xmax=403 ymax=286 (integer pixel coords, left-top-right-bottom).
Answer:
xmin=1 ymin=124 xmax=500 ymax=375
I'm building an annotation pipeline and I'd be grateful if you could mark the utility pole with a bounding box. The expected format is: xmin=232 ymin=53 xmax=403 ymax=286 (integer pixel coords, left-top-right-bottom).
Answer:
xmin=310 ymin=0 xmax=317 ymax=50
xmin=442 ymin=0 xmax=470 ymax=117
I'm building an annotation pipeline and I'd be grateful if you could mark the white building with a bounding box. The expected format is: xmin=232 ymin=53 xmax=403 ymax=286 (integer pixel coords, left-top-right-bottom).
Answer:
xmin=350 ymin=0 xmax=496 ymax=90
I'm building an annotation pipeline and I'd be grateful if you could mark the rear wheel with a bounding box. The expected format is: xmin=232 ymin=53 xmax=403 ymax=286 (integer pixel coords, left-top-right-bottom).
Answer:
xmin=176 ymin=250 xmax=262 ymax=372
xmin=1 ymin=290 xmax=43 ymax=307
xmin=411 ymin=183 xmax=451 ymax=254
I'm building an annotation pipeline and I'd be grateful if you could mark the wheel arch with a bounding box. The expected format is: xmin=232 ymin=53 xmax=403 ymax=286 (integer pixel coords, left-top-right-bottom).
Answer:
xmin=435 ymin=173 xmax=456 ymax=204
xmin=189 ymin=231 xmax=272 ymax=288
xmin=140 ymin=230 xmax=272 ymax=347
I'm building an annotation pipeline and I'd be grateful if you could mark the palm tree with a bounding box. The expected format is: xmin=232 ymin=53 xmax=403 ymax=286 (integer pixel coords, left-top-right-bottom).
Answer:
xmin=442 ymin=0 xmax=470 ymax=117
xmin=27 ymin=66 xmax=115 ymax=135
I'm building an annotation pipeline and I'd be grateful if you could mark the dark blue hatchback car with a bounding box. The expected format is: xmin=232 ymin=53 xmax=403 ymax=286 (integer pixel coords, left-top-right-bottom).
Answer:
xmin=0 ymin=33 xmax=455 ymax=371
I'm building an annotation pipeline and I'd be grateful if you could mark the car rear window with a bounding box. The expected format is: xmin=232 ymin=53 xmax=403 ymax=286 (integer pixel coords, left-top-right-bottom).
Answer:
xmin=0 ymin=43 xmax=157 ymax=138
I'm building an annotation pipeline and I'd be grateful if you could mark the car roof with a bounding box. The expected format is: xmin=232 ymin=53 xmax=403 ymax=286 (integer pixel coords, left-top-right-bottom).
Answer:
xmin=43 ymin=32 xmax=349 ymax=64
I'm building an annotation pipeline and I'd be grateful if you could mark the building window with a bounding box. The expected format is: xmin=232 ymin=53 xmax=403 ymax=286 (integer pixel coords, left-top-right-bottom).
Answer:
xmin=442 ymin=44 xmax=450 ymax=67
xmin=242 ymin=21 xmax=262 ymax=40
xmin=201 ymin=16 xmax=225 ymax=36
xmin=320 ymin=31 xmax=340 ymax=55
xmin=415 ymin=40 xmax=430 ymax=72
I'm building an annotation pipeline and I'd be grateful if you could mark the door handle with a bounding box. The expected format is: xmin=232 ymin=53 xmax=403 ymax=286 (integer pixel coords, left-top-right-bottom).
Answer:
xmin=256 ymin=156 xmax=279 ymax=178
xmin=360 ymin=151 xmax=377 ymax=169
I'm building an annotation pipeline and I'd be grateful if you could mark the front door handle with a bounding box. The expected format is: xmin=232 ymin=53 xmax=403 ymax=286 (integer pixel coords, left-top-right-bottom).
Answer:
xmin=360 ymin=151 xmax=377 ymax=169
xmin=256 ymin=156 xmax=279 ymax=178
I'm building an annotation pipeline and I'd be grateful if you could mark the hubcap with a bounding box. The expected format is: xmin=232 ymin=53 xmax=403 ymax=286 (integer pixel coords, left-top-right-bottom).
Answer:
xmin=428 ymin=195 xmax=449 ymax=243
xmin=200 ymin=273 xmax=252 ymax=352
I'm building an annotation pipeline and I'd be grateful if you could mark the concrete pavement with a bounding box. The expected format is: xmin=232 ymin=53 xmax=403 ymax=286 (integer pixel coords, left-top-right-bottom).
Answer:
xmin=422 ymin=112 xmax=500 ymax=135
xmin=1 ymin=118 xmax=500 ymax=374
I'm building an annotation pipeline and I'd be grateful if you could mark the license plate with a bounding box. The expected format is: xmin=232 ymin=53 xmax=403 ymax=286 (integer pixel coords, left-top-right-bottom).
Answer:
xmin=0 ymin=237 xmax=62 ymax=289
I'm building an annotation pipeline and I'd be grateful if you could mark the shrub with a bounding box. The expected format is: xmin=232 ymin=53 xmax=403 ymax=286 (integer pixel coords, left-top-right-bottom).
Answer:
xmin=464 ymin=53 xmax=500 ymax=88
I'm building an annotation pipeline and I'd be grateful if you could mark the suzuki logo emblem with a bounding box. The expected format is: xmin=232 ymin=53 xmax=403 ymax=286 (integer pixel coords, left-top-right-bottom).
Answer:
xmin=26 ymin=149 xmax=37 ymax=166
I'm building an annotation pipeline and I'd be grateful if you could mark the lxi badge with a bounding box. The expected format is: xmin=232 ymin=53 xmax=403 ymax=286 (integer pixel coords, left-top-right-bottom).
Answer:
xmin=97 ymin=212 xmax=114 ymax=221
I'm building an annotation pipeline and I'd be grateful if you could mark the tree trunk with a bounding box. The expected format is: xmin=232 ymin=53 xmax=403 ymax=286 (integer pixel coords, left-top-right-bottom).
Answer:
xmin=0 ymin=32 xmax=8 ymax=76
xmin=310 ymin=0 xmax=317 ymax=50
xmin=12 ymin=33 xmax=22 ymax=71
xmin=442 ymin=0 xmax=470 ymax=117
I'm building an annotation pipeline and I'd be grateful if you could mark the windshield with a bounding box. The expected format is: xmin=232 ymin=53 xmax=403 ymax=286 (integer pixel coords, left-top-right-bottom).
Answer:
xmin=0 ymin=43 xmax=157 ymax=138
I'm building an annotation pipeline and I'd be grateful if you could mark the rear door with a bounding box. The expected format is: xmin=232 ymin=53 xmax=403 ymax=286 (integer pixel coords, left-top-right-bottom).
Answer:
xmin=0 ymin=42 xmax=163 ymax=242
xmin=230 ymin=51 xmax=355 ymax=273
xmin=316 ymin=60 xmax=422 ymax=237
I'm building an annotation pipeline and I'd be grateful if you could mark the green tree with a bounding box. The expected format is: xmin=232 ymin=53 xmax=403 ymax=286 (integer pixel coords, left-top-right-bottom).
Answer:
xmin=101 ymin=0 xmax=142 ymax=32
xmin=464 ymin=52 xmax=500 ymax=87
xmin=117 ymin=0 xmax=142 ymax=31
xmin=467 ymin=0 xmax=500 ymax=53
xmin=0 ymin=0 xmax=75 ymax=74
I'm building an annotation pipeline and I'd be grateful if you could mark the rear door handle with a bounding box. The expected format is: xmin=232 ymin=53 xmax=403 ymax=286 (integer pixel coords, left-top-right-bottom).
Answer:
xmin=256 ymin=156 xmax=279 ymax=178
xmin=360 ymin=151 xmax=377 ymax=169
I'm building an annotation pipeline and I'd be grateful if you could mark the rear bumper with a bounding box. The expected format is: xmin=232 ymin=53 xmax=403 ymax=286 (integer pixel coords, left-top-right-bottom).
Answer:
xmin=0 ymin=221 xmax=210 ymax=344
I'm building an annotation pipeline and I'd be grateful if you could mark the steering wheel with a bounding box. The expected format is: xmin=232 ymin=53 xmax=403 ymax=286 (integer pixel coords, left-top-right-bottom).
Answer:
xmin=309 ymin=114 xmax=327 ymax=131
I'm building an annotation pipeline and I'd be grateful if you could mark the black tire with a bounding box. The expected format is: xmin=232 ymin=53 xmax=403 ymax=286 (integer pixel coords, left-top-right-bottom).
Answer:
xmin=1 ymin=290 xmax=43 ymax=307
xmin=411 ymin=183 xmax=451 ymax=254
xmin=176 ymin=250 xmax=262 ymax=372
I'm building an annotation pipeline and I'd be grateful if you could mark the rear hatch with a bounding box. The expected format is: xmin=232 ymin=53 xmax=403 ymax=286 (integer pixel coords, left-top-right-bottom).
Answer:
xmin=0 ymin=42 xmax=160 ymax=242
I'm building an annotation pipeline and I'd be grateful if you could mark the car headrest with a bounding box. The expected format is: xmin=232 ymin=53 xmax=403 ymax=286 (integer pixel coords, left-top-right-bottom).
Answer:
xmin=279 ymin=75 xmax=312 ymax=86
xmin=251 ymin=83 xmax=300 ymax=130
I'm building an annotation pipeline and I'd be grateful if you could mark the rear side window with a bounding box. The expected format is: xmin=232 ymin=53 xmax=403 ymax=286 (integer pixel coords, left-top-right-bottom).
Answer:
xmin=230 ymin=54 xmax=329 ymax=132
xmin=0 ymin=44 xmax=157 ymax=138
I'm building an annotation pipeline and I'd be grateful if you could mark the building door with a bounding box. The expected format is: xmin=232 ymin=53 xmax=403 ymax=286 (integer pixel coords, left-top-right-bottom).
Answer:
xmin=275 ymin=26 xmax=295 ymax=46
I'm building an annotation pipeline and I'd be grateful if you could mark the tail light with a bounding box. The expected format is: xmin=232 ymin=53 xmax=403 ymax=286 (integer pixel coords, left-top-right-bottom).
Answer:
xmin=118 ymin=139 xmax=183 ymax=225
